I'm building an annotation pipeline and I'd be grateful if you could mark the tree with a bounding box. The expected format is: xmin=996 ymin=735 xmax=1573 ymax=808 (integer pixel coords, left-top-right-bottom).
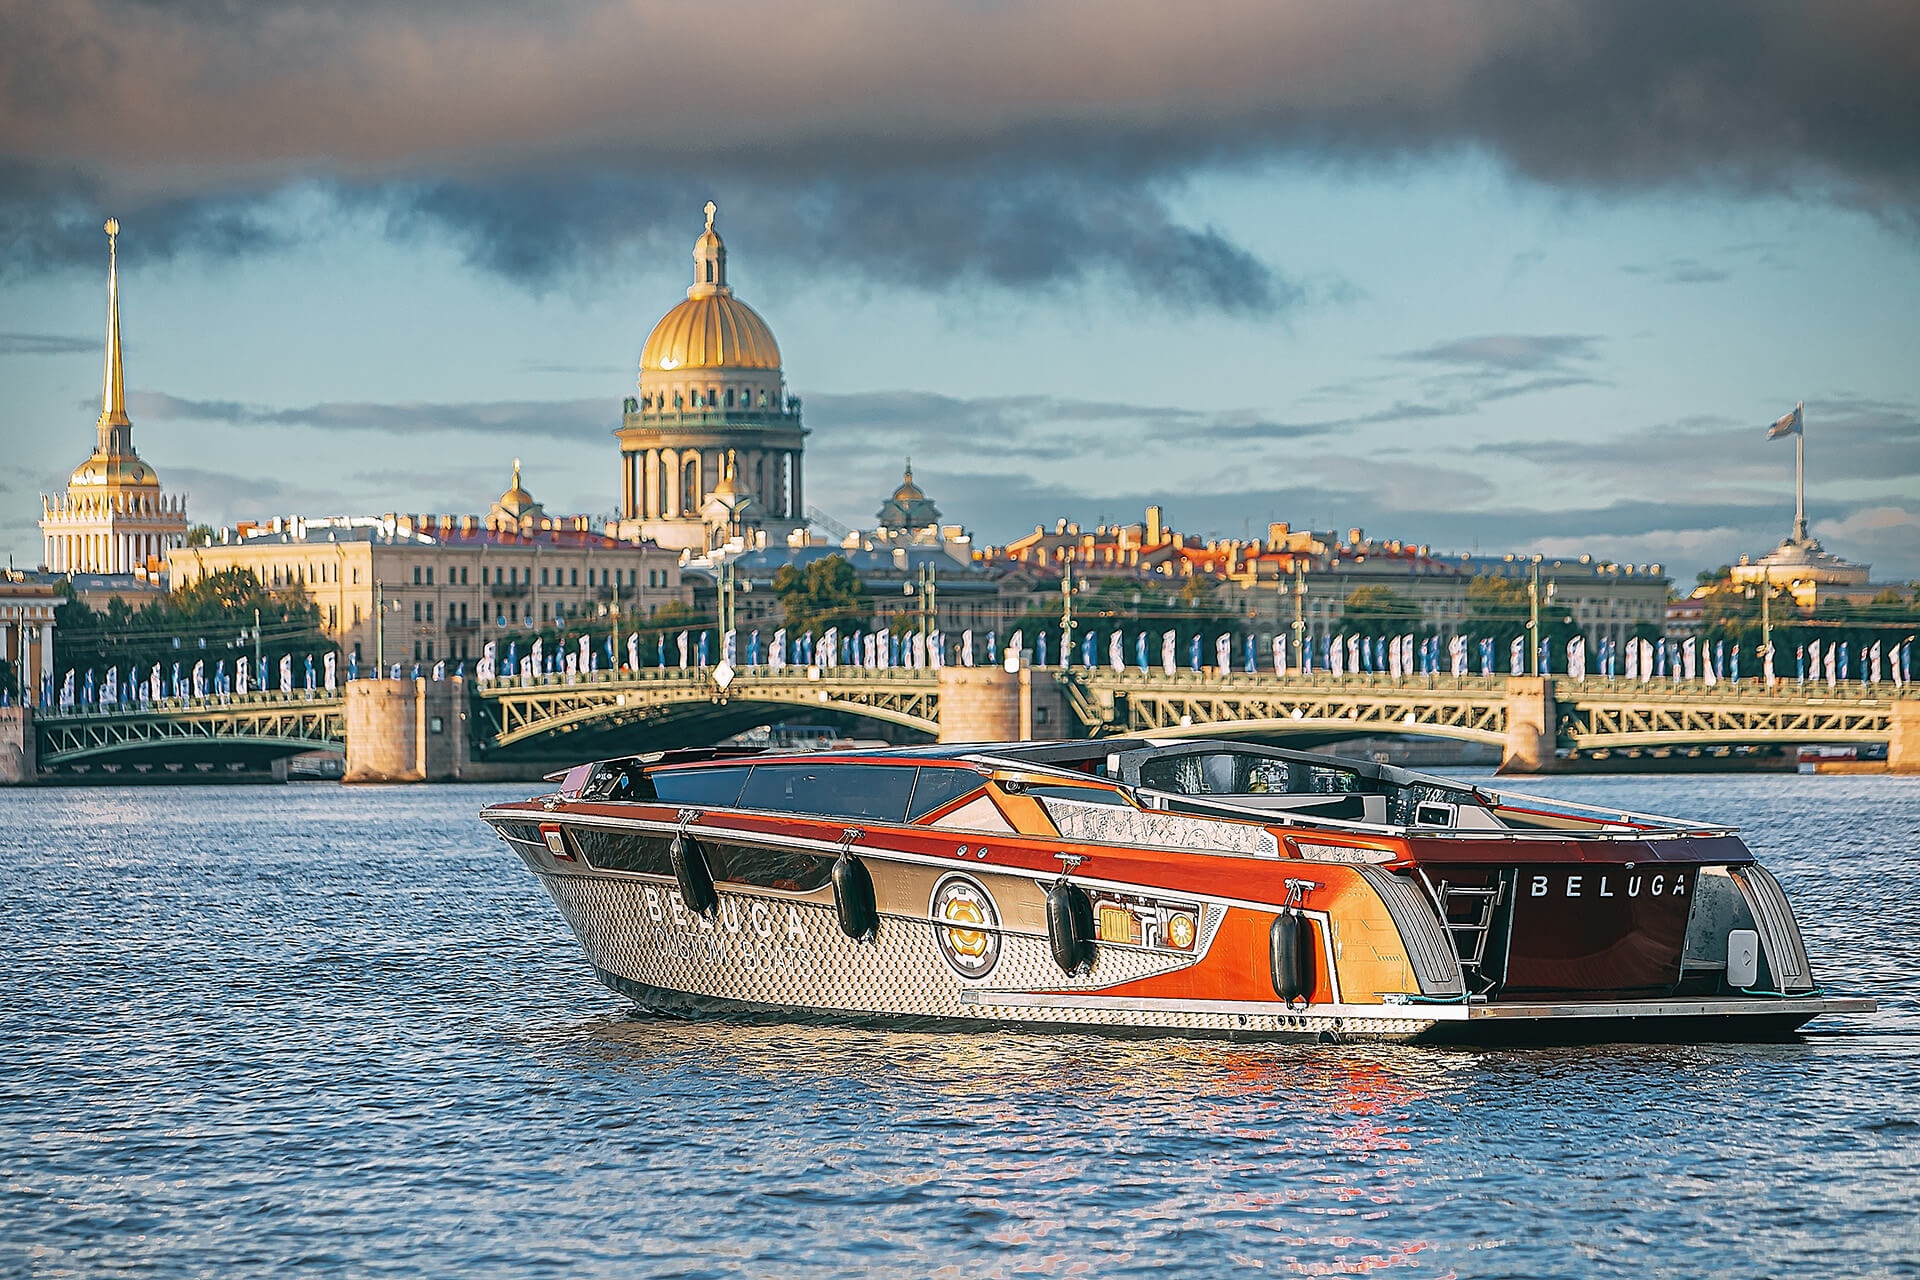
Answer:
xmin=772 ymin=556 xmax=871 ymax=635
xmin=52 ymin=568 xmax=334 ymax=684
xmin=185 ymin=524 xmax=217 ymax=547
xmin=1339 ymin=586 xmax=1424 ymax=639
xmin=1465 ymin=574 xmax=1532 ymax=648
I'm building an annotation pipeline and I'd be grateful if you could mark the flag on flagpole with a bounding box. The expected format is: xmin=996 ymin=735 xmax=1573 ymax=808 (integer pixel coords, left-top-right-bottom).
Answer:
xmin=1767 ymin=401 xmax=1804 ymax=439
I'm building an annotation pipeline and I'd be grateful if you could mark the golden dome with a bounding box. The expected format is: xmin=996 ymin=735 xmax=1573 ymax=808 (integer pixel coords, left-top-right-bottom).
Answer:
xmin=70 ymin=453 xmax=159 ymax=489
xmin=641 ymin=293 xmax=782 ymax=372
xmin=639 ymin=201 xmax=782 ymax=374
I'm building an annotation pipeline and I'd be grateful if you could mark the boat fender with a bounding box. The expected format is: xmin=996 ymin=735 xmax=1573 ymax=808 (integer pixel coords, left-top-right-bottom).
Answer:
xmin=832 ymin=851 xmax=879 ymax=941
xmin=1046 ymin=878 xmax=1096 ymax=974
xmin=1270 ymin=910 xmax=1315 ymax=1006
xmin=670 ymin=832 xmax=719 ymax=918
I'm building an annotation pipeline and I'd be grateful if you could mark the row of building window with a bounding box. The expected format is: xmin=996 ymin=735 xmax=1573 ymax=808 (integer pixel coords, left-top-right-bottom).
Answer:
xmin=640 ymin=387 xmax=772 ymax=411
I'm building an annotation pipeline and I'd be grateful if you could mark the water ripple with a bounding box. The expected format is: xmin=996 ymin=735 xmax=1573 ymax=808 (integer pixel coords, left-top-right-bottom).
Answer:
xmin=1 ymin=774 xmax=1915 ymax=1276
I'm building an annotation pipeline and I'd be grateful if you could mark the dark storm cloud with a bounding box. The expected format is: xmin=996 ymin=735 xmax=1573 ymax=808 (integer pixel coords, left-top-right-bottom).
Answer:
xmin=2 ymin=1 xmax=1915 ymax=301
xmin=388 ymin=170 xmax=1294 ymax=310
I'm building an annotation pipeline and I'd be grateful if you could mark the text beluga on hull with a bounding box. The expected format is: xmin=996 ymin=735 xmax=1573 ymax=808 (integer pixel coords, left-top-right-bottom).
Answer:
xmin=482 ymin=738 xmax=1873 ymax=1043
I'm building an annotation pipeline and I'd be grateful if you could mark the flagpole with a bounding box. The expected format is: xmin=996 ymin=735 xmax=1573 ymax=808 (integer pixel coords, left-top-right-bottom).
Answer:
xmin=1794 ymin=414 xmax=1806 ymax=541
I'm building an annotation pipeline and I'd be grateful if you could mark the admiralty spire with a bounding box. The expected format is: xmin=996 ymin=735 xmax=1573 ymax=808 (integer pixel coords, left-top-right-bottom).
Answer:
xmin=40 ymin=219 xmax=188 ymax=576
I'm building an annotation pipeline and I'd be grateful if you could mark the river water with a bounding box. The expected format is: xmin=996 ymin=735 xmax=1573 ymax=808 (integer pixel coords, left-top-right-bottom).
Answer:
xmin=3 ymin=772 xmax=1915 ymax=1278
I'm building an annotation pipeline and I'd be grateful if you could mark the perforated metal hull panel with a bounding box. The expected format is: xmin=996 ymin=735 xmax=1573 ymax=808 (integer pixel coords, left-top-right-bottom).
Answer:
xmin=533 ymin=869 xmax=1431 ymax=1040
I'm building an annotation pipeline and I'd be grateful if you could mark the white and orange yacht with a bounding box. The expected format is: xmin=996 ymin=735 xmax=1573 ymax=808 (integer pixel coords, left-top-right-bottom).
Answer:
xmin=482 ymin=739 xmax=1871 ymax=1043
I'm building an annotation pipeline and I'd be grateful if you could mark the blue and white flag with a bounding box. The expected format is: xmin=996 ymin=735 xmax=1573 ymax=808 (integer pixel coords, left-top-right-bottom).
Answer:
xmin=1768 ymin=401 xmax=1804 ymax=439
xmin=1215 ymin=634 xmax=1231 ymax=673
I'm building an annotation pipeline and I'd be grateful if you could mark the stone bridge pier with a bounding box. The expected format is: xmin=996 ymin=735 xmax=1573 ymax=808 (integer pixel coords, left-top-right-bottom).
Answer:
xmin=937 ymin=666 xmax=1066 ymax=743
xmin=1500 ymin=676 xmax=1557 ymax=775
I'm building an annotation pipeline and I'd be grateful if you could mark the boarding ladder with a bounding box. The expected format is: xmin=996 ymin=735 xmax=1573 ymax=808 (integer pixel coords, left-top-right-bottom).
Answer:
xmin=1428 ymin=875 xmax=1511 ymax=988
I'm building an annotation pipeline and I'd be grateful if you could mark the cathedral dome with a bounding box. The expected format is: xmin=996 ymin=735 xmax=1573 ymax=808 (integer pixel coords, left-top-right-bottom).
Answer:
xmin=640 ymin=293 xmax=782 ymax=373
xmin=638 ymin=202 xmax=782 ymax=374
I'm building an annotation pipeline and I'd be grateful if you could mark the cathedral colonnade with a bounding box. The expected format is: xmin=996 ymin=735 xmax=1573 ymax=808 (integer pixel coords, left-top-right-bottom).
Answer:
xmin=623 ymin=446 xmax=803 ymax=521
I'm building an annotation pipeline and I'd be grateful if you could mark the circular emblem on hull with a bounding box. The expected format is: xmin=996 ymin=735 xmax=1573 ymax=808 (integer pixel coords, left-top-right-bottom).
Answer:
xmin=930 ymin=873 xmax=1001 ymax=980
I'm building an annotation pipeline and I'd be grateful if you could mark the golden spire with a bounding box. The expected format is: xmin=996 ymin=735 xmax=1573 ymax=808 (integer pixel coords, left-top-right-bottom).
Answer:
xmin=704 ymin=200 xmax=717 ymax=231
xmin=513 ymin=457 xmax=522 ymax=490
xmin=100 ymin=218 xmax=129 ymax=433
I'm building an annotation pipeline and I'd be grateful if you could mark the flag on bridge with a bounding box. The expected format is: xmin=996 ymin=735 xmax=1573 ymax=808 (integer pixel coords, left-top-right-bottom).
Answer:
xmin=324 ymin=652 xmax=337 ymax=691
xmin=279 ymin=655 xmax=293 ymax=694
xmin=1273 ymin=635 xmax=1288 ymax=677
xmin=1161 ymin=630 xmax=1176 ymax=676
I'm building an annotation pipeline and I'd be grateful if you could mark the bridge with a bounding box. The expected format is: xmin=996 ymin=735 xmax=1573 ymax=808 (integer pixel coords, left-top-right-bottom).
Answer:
xmin=15 ymin=691 xmax=346 ymax=782
xmin=4 ymin=665 xmax=1914 ymax=783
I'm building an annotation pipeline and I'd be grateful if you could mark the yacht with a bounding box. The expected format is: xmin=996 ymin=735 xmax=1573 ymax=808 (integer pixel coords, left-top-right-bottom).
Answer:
xmin=482 ymin=738 xmax=1871 ymax=1043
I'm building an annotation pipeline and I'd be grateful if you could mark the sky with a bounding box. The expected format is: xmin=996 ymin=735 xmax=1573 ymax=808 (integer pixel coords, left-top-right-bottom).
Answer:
xmin=3 ymin=0 xmax=1917 ymax=584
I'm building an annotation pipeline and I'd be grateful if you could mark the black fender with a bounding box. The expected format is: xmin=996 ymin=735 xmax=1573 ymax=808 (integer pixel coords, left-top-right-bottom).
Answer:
xmin=1046 ymin=878 xmax=1095 ymax=974
xmin=831 ymin=851 xmax=879 ymax=941
xmin=1270 ymin=910 xmax=1315 ymax=1004
xmin=670 ymin=832 xmax=718 ymax=918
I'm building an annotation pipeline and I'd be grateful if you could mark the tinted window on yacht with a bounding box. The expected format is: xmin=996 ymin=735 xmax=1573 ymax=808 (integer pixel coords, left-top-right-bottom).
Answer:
xmin=705 ymin=841 xmax=836 ymax=892
xmin=735 ymin=763 xmax=920 ymax=823
xmin=1139 ymin=752 xmax=1294 ymax=796
xmin=566 ymin=827 xmax=676 ymax=875
xmin=907 ymin=766 xmax=985 ymax=819
xmin=647 ymin=767 xmax=750 ymax=809
xmin=492 ymin=820 xmax=545 ymax=845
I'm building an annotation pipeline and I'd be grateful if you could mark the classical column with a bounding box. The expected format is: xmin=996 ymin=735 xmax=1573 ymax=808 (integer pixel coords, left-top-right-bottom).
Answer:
xmin=643 ymin=450 xmax=659 ymax=519
xmin=662 ymin=449 xmax=680 ymax=517
xmin=791 ymin=451 xmax=804 ymax=519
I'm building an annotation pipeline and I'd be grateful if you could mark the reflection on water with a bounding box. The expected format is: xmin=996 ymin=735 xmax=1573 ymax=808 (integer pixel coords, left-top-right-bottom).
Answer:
xmin=1 ymin=774 xmax=1916 ymax=1276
